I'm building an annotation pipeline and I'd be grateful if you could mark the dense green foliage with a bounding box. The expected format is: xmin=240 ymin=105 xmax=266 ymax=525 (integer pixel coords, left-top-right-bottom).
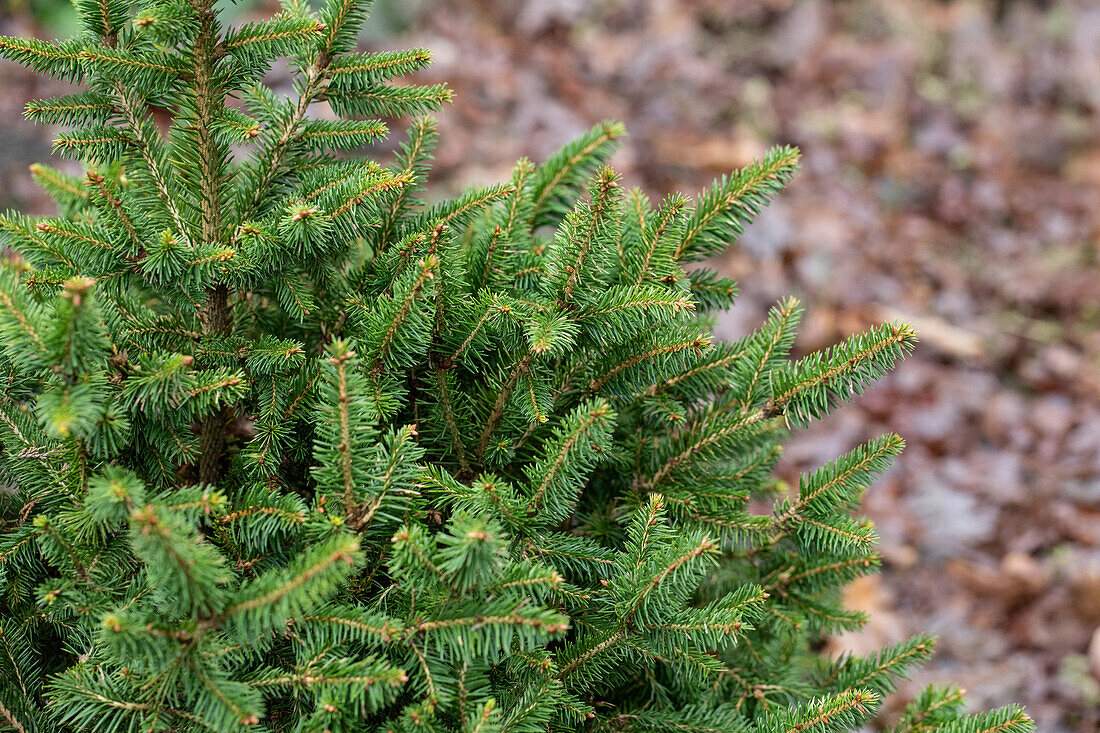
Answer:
xmin=0 ymin=1 xmax=1033 ymax=732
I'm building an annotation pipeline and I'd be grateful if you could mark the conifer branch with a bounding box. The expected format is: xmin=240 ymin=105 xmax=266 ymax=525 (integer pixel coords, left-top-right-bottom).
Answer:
xmin=224 ymin=17 xmax=324 ymax=52
xmin=0 ymin=37 xmax=84 ymax=80
xmin=406 ymin=613 xmax=568 ymax=638
xmin=375 ymin=117 xmax=437 ymax=249
xmin=112 ymin=84 xmax=191 ymax=244
xmin=777 ymin=690 xmax=878 ymax=733
xmin=623 ymin=536 xmax=715 ymax=626
xmin=252 ymin=670 xmax=405 ymax=688
xmin=526 ymin=402 xmax=611 ymax=513
xmin=237 ymin=59 xmax=334 ymax=222
xmin=449 ymin=301 xmax=498 ymax=362
xmin=32 ymin=221 xmax=119 ymax=259
xmin=529 ymin=121 xmax=624 ymax=226
xmin=434 ymin=368 xmax=470 ymax=473
xmin=219 ymin=505 xmax=305 ymax=525
xmin=773 ymin=435 xmax=904 ymax=530
xmin=85 ymin=172 xmax=141 ymax=252
xmin=675 ymin=146 xmax=800 ymax=262
xmin=196 ymin=667 xmax=260 ymax=726
xmin=407 ymin=641 xmax=440 ymax=706
xmin=767 ymin=322 xmax=917 ymax=425
xmin=25 ymin=93 xmax=115 ymax=126
xmin=0 ymin=214 xmax=76 ymax=268
xmin=0 ymin=700 xmax=28 ymax=733
xmin=781 ymin=557 xmax=877 ymax=586
xmin=300 ymin=615 xmax=399 ymax=643
xmin=0 ymin=276 xmax=47 ymax=353
xmin=891 ymin=687 xmax=967 ymax=733
xmin=632 ymin=194 xmax=686 ymax=285
xmin=799 ymin=516 xmax=873 ymax=547
xmin=554 ymin=629 xmax=626 ymax=680
xmin=587 ymin=333 xmax=708 ymax=395
xmin=558 ymin=167 xmax=617 ymax=305
xmin=79 ymin=48 xmax=182 ymax=77
xmin=329 ymin=170 xmax=410 ymax=220
xmin=295 ymin=164 xmax=365 ymax=203
xmin=330 ymin=48 xmax=433 ymax=77
xmin=375 ymin=254 xmax=436 ymax=367
xmin=30 ymin=164 xmax=89 ymax=202
xmin=477 ymin=352 xmax=532 ymax=458
xmin=732 ymin=296 xmax=800 ymax=418
xmin=644 ymin=408 xmax=768 ymax=489
xmin=329 ymin=348 xmax=357 ymax=514
xmin=226 ymin=536 xmax=358 ymax=619
xmin=836 ymin=638 xmax=934 ymax=696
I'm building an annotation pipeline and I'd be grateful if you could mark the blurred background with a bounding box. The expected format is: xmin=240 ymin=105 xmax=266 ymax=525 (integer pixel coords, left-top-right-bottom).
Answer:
xmin=3 ymin=0 xmax=1100 ymax=729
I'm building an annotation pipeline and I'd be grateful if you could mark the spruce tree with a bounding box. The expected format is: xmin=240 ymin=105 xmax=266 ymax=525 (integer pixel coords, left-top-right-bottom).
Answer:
xmin=0 ymin=1 xmax=1033 ymax=731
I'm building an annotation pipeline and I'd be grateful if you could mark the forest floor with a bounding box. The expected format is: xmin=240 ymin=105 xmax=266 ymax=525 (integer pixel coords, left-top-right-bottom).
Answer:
xmin=2 ymin=0 xmax=1100 ymax=730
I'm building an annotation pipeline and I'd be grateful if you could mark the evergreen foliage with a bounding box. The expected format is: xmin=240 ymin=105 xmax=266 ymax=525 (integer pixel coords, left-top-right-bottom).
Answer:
xmin=0 ymin=1 xmax=1033 ymax=732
